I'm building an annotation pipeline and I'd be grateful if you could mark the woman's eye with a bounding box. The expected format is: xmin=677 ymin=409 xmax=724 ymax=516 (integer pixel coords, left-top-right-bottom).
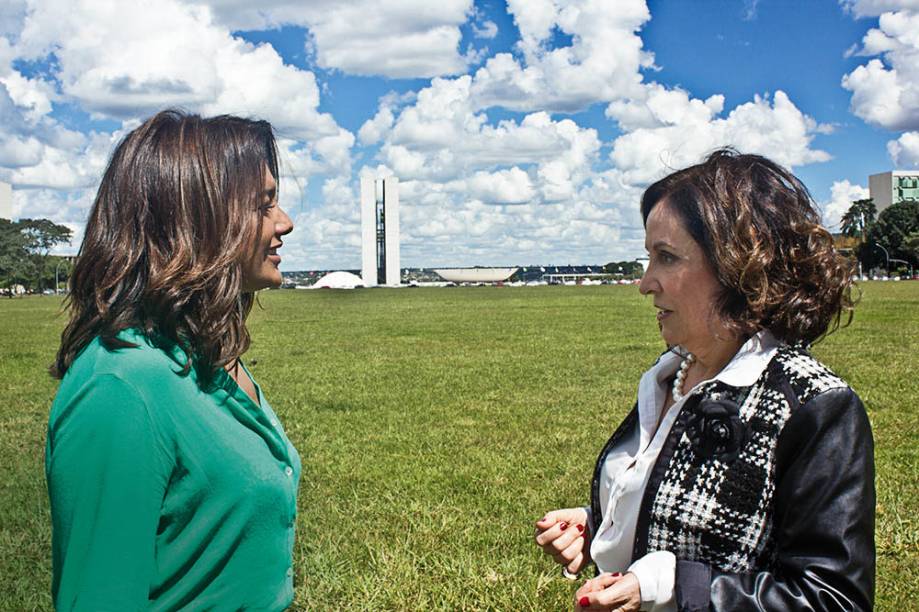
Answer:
xmin=658 ymin=251 xmax=676 ymax=264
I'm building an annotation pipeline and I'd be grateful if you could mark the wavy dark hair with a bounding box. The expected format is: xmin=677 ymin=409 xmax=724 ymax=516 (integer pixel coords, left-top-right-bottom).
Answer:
xmin=641 ymin=149 xmax=855 ymax=346
xmin=52 ymin=109 xmax=279 ymax=381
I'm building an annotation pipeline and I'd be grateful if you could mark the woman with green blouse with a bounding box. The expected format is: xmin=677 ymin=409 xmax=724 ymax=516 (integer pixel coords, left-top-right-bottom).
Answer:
xmin=47 ymin=110 xmax=300 ymax=610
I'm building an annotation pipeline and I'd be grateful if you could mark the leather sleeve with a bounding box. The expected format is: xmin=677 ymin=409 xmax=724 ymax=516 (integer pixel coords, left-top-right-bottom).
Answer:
xmin=674 ymin=387 xmax=875 ymax=611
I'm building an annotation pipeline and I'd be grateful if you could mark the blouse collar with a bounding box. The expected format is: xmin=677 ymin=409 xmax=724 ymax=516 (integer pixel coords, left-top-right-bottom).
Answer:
xmin=649 ymin=328 xmax=780 ymax=394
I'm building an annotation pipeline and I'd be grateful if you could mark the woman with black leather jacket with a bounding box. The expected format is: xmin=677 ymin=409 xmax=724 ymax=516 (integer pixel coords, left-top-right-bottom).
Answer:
xmin=533 ymin=149 xmax=874 ymax=611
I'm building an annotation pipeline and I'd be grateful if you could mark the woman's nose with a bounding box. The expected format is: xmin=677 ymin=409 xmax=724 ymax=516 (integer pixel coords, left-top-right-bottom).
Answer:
xmin=638 ymin=269 xmax=655 ymax=295
xmin=276 ymin=207 xmax=293 ymax=236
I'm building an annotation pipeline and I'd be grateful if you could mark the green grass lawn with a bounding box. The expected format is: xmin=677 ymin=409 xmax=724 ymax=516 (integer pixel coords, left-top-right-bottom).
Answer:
xmin=1 ymin=283 xmax=916 ymax=610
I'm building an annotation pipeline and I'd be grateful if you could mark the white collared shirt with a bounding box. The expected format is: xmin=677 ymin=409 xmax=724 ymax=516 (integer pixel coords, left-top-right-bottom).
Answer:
xmin=590 ymin=330 xmax=779 ymax=611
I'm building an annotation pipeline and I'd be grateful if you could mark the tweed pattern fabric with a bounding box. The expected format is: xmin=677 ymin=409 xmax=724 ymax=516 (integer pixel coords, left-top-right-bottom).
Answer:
xmin=642 ymin=345 xmax=848 ymax=572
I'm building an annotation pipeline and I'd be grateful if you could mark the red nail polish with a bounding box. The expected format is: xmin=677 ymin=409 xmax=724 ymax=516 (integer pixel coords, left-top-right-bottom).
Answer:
xmin=560 ymin=522 xmax=568 ymax=530
xmin=579 ymin=596 xmax=590 ymax=607
xmin=576 ymin=524 xmax=584 ymax=532
xmin=612 ymin=571 xmax=622 ymax=577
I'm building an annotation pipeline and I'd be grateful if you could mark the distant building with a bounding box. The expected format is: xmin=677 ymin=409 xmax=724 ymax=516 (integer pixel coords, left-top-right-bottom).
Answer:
xmin=868 ymin=171 xmax=919 ymax=213
xmin=312 ymin=271 xmax=365 ymax=289
xmin=433 ymin=267 xmax=518 ymax=283
xmin=360 ymin=177 xmax=400 ymax=287
xmin=0 ymin=181 xmax=11 ymax=220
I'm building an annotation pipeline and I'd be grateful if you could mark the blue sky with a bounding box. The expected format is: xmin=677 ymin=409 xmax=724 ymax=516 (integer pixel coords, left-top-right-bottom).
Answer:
xmin=2 ymin=0 xmax=918 ymax=270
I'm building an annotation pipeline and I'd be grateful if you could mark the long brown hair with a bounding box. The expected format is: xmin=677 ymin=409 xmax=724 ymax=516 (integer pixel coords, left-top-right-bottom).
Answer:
xmin=53 ymin=109 xmax=280 ymax=381
xmin=641 ymin=149 xmax=855 ymax=346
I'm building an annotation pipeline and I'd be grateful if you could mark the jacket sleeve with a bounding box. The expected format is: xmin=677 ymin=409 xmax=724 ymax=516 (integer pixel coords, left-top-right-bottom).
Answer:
xmin=674 ymin=387 xmax=875 ymax=611
xmin=46 ymin=373 xmax=173 ymax=611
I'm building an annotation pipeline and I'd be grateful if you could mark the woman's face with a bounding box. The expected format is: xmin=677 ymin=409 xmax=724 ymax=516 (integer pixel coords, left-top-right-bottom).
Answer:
xmin=638 ymin=199 xmax=724 ymax=353
xmin=240 ymin=170 xmax=293 ymax=293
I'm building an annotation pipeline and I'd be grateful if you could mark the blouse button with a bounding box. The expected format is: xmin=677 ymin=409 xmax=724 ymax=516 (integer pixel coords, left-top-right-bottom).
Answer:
xmin=287 ymin=567 xmax=293 ymax=578
xmin=284 ymin=466 xmax=293 ymax=476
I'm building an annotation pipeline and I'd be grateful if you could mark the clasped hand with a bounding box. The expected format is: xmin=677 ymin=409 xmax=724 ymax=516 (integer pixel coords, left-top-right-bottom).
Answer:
xmin=533 ymin=507 xmax=590 ymax=574
xmin=574 ymin=572 xmax=641 ymax=611
xmin=534 ymin=508 xmax=641 ymax=611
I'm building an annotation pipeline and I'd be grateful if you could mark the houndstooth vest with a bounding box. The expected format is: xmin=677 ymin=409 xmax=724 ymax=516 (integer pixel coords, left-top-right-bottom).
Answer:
xmin=590 ymin=345 xmax=848 ymax=573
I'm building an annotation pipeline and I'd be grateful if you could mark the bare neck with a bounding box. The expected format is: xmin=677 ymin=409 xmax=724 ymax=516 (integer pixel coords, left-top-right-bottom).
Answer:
xmin=685 ymin=335 xmax=745 ymax=387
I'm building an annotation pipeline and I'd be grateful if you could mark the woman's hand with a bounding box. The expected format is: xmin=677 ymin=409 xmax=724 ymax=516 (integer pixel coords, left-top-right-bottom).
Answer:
xmin=574 ymin=572 xmax=641 ymax=611
xmin=534 ymin=508 xmax=590 ymax=575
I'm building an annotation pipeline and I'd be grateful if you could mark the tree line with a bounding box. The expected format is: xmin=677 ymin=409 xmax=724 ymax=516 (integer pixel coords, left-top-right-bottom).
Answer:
xmin=0 ymin=218 xmax=73 ymax=295
xmin=840 ymin=199 xmax=919 ymax=276
xmin=603 ymin=260 xmax=645 ymax=278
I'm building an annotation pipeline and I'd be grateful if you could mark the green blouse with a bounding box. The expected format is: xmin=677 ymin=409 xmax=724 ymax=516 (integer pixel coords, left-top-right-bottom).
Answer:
xmin=46 ymin=329 xmax=301 ymax=611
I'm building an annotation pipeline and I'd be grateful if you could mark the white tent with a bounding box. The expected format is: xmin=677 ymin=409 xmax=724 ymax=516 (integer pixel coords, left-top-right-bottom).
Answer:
xmin=312 ymin=271 xmax=365 ymax=289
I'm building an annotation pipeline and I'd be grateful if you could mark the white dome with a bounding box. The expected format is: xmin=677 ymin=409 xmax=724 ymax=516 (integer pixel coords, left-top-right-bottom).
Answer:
xmin=433 ymin=267 xmax=517 ymax=282
xmin=312 ymin=271 xmax=365 ymax=289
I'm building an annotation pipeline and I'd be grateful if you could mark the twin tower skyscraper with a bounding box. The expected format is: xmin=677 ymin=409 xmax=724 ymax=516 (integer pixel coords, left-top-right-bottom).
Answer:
xmin=360 ymin=176 xmax=400 ymax=287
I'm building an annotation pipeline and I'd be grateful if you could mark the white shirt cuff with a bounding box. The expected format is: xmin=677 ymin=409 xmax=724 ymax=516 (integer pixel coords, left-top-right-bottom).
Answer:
xmin=627 ymin=550 xmax=676 ymax=611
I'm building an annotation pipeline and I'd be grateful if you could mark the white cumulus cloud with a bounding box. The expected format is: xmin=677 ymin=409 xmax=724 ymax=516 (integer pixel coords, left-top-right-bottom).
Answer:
xmin=190 ymin=0 xmax=475 ymax=79
xmin=887 ymin=131 xmax=919 ymax=167
xmin=842 ymin=6 xmax=919 ymax=132
xmin=821 ymin=179 xmax=869 ymax=230
xmin=606 ymin=83 xmax=724 ymax=131
xmin=3 ymin=0 xmax=353 ymax=201
xmin=610 ymin=91 xmax=830 ymax=186
xmin=457 ymin=167 xmax=536 ymax=204
xmin=840 ymin=0 xmax=919 ymax=18
xmin=370 ymin=76 xmax=602 ymax=191
xmin=17 ymin=0 xmax=343 ymax=140
xmin=470 ymin=0 xmax=653 ymax=112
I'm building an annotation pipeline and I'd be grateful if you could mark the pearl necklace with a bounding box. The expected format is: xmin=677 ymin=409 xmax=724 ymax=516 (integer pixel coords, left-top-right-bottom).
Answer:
xmin=671 ymin=353 xmax=695 ymax=403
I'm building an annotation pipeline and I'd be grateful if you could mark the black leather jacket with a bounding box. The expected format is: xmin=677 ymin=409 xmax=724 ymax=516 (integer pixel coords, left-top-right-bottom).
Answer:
xmin=589 ymin=352 xmax=875 ymax=611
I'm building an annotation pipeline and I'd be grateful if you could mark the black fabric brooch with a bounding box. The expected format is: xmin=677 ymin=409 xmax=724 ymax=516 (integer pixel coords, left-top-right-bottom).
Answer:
xmin=685 ymin=397 xmax=750 ymax=463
